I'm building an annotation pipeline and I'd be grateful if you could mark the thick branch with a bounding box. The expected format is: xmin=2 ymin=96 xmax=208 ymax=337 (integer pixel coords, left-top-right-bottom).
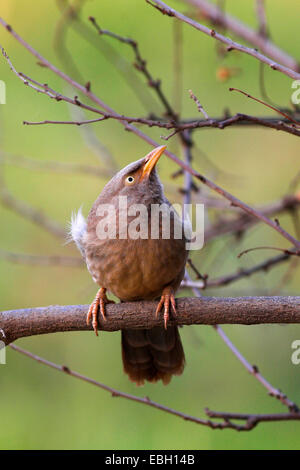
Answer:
xmin=1 ymin=296 xmax=299 ymax=345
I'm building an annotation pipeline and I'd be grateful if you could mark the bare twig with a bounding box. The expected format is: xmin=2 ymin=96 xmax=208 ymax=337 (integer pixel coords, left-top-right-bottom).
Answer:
xmin=182 ymin=0 xmax=300 ymax=72
xmin=204 ymin=409 xmax=300 ymax=430
xmin=89 ymin=16 xmax=176 ymax=119
xmin=229 ymin=87 xmax=300 ymax=125
xmin=0 ymin=185 xmax=66 ymax=239
xmin=53 ymin=6 xmax=119 ymax=170
xmin=182 ymin=275 xmax=299 ymax=412
xmin=255 ymin=0 xmax=268 ymax=38
xmin=55 ymin=1 xmax=158 ymax=113
xmin=7 ymin=343 xmax=219 ymax=429
xmin=1 ymin=24 xmax=299 ymax=250
xmin=0 ymin=250 xmax=83 ymax=267
xmin=189 ymin=89 xmax=210 ymax=120
xmin=9 ymin=343 xmax=300 ymax=431
xmin=204 ymin=194 xmax=300 ymax=243
xmin=146 ymin=0 xmax=300 ymax=80
xmin=5 ymin=44 xmax=299 ymax=144
xmin=88 ymin=15 xmax=195 ymax=153
xmin=183 ymin=251 xmax=291 ymax=289
xmin=0 ymin=153 xmax=111 ymax=179
xmin=186 ymin=258 xmax=208 ymax=287
xmin=1 ymin=9 xmax=300 ymax=432
xmin=173 ymin=20 xmax=183 ymax=114
xmin=22 ymin=112 xmax=300 ymax=140
xmin=238 ymin=246 xmax=299 ymax=259
xmin=66 ymin=96 xmax=118 ymax=171
xmin=24 ymin=117 xmax=108 ymax=126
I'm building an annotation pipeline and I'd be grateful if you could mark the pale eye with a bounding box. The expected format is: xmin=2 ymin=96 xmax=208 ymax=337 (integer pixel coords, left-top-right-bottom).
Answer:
xmin=126 ymin=176 xmax=135 ymax=184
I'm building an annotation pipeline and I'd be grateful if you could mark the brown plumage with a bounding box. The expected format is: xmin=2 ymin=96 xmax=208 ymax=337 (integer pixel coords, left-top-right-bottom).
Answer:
xmin=71 ymin=146 xmax=189 ymax=385
xmin=121 ymin=326 xmax=185 ymax=385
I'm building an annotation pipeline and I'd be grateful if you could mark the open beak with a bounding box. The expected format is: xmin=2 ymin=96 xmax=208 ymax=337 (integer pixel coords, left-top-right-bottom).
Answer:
xmin=140 ymin=145 xmax=167 ymax=180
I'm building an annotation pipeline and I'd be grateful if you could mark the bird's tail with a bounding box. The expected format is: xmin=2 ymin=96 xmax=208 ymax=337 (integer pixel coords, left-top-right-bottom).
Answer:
xmin=121 ymin=326 xmax=185 ymax=386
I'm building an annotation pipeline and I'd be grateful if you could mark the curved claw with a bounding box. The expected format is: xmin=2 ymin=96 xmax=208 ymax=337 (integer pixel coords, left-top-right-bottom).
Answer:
xmin=155 ymin=287 xmax=177 ymax=330
xmin=86 ymin=288 xmax=115 ymax=336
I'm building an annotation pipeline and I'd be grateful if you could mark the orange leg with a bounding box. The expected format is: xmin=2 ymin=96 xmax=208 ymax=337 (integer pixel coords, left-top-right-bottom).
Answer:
xmin=87 ymin=287 xmax=115 ymax=336
xmin=155 ymin=286 xmax=177 ymax=330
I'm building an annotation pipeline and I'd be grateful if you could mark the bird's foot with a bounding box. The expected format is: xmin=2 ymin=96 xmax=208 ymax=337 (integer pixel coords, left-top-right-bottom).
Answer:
xmin=155 ymin=286 xmax=177 ymax=330
xmin=87 ymin=287 xmax=115 ymax=336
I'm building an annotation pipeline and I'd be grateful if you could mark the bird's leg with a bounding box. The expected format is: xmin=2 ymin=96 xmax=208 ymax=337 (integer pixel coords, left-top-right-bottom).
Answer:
xmin=155 ymin=286 xmax=177 ymax=330
xmin=86 ymin=287 xmax=115 ymax=336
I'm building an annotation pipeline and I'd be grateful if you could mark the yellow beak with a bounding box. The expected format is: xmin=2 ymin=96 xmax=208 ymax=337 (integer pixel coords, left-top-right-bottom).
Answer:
xmin=140 ymin=145 xmax=167 ymax=180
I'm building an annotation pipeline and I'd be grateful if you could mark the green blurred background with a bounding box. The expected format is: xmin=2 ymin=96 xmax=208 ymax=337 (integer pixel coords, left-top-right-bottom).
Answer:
xmin=0 ymin=0 xmax=300 ymax=450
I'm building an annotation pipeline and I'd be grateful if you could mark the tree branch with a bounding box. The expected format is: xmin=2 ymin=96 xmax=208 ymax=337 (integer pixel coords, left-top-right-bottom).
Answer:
xmin=88 ymin=16 xmax=176 ymax=119
xmin=0 ymin=250 xmax=83 ymax=268
xmin=183 ymin=251 xmax=291 ymax=289
xmin=147 ymin=0 xmax=300 ymax=80
xmin=184 ymin=0 xmax=299 ymax=71
xmin=0 ymin=184 xmax=66 ymax=239
xmin=1 ymin=296 xmax=299 ymax=345
xmin=1 ymin=21 xmax=300 ymax=250
xmin=0 ymin=152 xmax=111 ymax=179
xmin=9 ymin=343 xmax=300 ymax=431
xmin=22 ymin=112 xmax=300 ymax=140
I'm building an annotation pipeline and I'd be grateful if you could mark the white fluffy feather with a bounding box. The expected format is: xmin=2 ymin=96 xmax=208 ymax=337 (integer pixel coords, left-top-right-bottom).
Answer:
xmin=68 ymin=207 xmax=87 ymax=257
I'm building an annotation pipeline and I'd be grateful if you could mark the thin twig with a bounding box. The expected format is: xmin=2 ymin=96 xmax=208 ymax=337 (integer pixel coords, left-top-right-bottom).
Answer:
xmin=255 ymin=0 xmax=268 ymax=38
xmin=204 ymin=194 xmax=300 ymax=243
xmin=0 ymin=185 xmax=66 ymax=239
xmin=0 ymin=250 xmax=84 ymax=267
xmin=146 ymin=0 xmax=300 ymax=80
xmin=173 ymin=20 xmax=183 ymax=114
xmin=1 ymin=26 xmax=299 ymax=251
xmin=182 ymin=251 xmax=291 ymax=289
xmin=54 ymin=2 xmax=158 ymax=114
xmin=189 ymin=89 xmax=210 ymax=120
xmin=229 ymin=87 xmax=300 ymax=125
xmin=9 ymin=343 xmax=300 ymax=431
xmin=89 ymin=16 xmax=176 ymax=119
xmin=0 ymin=152 xmax=111 ymax=179
xmin=179 ymin=0 xmax=300 ymax=72
xmin=23 ymin=112 xmax=300 ymax=140
xmin=182 ymin=273 xmax=299 ymax=412
xmin=238 ymin=246 xmax=299 ymax=259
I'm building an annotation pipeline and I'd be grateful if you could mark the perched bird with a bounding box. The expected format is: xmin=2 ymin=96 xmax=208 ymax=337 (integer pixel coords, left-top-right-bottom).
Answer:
xmin=71 ymin=145 xmax=189 ymax=385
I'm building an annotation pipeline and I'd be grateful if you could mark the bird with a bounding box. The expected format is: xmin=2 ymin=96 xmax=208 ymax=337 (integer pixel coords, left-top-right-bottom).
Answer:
xmin=71 ymin=145 xmax=189 ymax=385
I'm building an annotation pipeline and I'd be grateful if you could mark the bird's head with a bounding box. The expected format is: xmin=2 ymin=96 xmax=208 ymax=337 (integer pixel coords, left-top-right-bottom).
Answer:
xmin=101 ymin=145 xmax=167 ymax=205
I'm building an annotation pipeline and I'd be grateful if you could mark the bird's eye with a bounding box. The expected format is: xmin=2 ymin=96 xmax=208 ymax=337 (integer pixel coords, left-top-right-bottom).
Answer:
xmin=126 ymin=176 xmax=135 ymax=185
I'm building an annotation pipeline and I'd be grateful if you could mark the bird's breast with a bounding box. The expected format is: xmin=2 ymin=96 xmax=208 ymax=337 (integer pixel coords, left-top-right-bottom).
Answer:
xmin=85 ymin=233 xmax=187 ymax=301
xmin=84 ymin=199 xmax=188 ymax=300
